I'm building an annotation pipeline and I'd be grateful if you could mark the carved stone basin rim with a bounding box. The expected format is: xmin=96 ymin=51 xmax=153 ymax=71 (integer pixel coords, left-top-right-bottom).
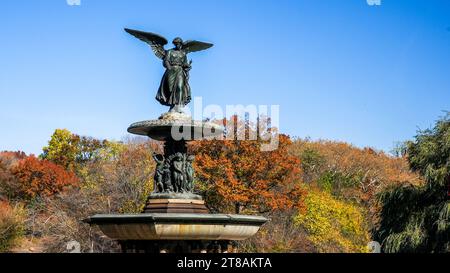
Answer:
xmin=84 ymin=213 xmax=267 ymax=225
xmin=84 ymin=213 xmax=268 ymax=241
xmin=127 ymin=119 xmax=224 ymax=141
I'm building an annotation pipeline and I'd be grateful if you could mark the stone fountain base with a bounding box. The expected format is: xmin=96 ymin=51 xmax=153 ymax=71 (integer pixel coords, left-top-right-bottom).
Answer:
xmin=84 ymin=213 xmax=267 ymax=253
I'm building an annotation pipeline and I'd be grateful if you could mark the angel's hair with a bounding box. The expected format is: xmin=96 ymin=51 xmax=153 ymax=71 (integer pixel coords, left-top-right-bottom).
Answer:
xmin=172 ymin=37 xmax=183 ymax=45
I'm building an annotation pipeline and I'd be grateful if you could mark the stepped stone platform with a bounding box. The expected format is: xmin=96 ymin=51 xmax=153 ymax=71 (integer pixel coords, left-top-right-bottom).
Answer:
xmin=144 ymin=199 xmax=209 ymax=214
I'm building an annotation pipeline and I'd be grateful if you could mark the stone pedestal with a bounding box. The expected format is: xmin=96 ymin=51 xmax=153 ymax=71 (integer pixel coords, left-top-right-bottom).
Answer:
xmin=144 ymin=199 xmax=209 ymax=214
xmin=143 ymin=191 xmax=209 ymax=214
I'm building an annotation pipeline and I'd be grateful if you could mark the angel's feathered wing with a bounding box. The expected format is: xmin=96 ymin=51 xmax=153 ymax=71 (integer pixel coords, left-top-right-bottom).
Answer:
xmin=183 ymin=40 xmax=214 ymax=54
xmin=125 ymin=28 xmax=168 ymax=59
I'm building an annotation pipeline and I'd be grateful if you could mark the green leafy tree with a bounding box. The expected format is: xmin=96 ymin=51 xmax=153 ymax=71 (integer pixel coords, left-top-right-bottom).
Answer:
xmin=41 ymin=129 xmax=122 ymax=172
xmin=41 ymin=129 xmax=80 ymax=171
xmin=374 ymin=113 xmax=450 ymax=253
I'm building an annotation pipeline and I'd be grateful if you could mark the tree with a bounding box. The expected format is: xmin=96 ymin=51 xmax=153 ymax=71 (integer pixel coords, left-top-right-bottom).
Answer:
xmin=191 ymin=116 xmax=305 ymax=214
xmin=0 ymin=152 xmax=28 ymax=200
xmin=41 ymin=129 xmax=80 ymax=171
xmin=11 ymin=156 xmax=78 ymax=199
xmin=30 ymin=139 xmax=155 ymax=253
xmin=294 ymin=188 xmax=370 ymax=253
xmin=41 ymin=129 xmax=124 ymax=172
xmin=374 ymin=113 xmax=450 ymax=253
xmin=290 ymin=139 xmax=421 ymax=206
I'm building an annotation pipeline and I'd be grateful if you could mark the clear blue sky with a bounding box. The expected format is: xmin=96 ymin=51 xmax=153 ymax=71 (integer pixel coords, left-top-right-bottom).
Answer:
xmin=1 ymin=0 xmax=449 ymax=155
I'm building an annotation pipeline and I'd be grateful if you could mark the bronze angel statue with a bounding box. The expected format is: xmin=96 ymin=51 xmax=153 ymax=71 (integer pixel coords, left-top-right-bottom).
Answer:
xmin=125 ymin=28 xmax=213 ymax=112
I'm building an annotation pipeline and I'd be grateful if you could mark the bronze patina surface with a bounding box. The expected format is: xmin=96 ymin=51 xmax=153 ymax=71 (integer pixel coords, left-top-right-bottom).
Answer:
xmin=125 ymin=28 xmax=213 ymax=112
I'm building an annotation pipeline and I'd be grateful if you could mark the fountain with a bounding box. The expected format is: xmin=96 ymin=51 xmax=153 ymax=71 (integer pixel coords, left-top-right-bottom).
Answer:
xmin=84 ymin=28 xmax=267 ymax=253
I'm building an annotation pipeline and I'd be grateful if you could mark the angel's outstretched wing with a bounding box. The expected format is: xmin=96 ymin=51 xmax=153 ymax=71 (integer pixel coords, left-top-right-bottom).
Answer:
xmin=183 ymin=40 xmax=214 ymax=54
xmin=125 ymin=28 xmax=168 ymax=60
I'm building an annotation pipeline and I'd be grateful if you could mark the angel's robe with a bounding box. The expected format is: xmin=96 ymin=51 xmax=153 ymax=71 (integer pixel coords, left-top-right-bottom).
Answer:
xmin=156 ymin=49 xmax=191 ymax=107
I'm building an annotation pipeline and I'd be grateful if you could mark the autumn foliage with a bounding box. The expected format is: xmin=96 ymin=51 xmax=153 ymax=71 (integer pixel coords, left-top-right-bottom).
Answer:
xmin=1 ymin=113 xmax=446 ymax=253
xmin=191 ymin=117 xmax=305 ymax=214
xmin=11 ymin=156 xmax=78 ymax=199
xmin=0 ymin=152 xmax=26 ymax=198
xmin=0 ymin=201 xmax=26 ymax=252
xmin=41 ymin=129 xmax=113 ymax=171
xmin=294 ymin=188 xmax=370 ymax=253
xmin=290 ymin=140 xmax=420 ymax=205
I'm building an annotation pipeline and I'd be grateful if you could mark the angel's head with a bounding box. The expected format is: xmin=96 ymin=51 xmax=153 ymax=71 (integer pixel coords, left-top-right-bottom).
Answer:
xmin=173 ymin=37 xmax=183 ymax=50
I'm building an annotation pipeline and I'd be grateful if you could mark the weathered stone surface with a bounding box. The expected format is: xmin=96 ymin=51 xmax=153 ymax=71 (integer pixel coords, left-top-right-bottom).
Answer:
xmin=158 ymin=111 xmax=192 ymax=121
xmin=147 ymin=192 xmax=203 ymax=200
xmin=84 ymin=213 xmax=267 ymax=241
xmin=127 ymin=119 xmax=223 ymax=141
xmin=143 ymin=198 xmax=209 ymax=214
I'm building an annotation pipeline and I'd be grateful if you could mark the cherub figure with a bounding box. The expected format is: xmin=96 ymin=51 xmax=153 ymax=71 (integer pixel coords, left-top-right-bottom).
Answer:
xmin=152 ymin=153 xmax=165 ymax=193
xmin=185 ymin=155 xmax=195 ymax=192
xmin=171 ymin=153 xmax=185 ymax=193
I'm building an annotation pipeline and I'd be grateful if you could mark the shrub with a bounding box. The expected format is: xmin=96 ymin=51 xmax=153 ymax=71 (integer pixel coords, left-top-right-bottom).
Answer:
xmin=0 ymin=201 xmax=26 ymax=252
